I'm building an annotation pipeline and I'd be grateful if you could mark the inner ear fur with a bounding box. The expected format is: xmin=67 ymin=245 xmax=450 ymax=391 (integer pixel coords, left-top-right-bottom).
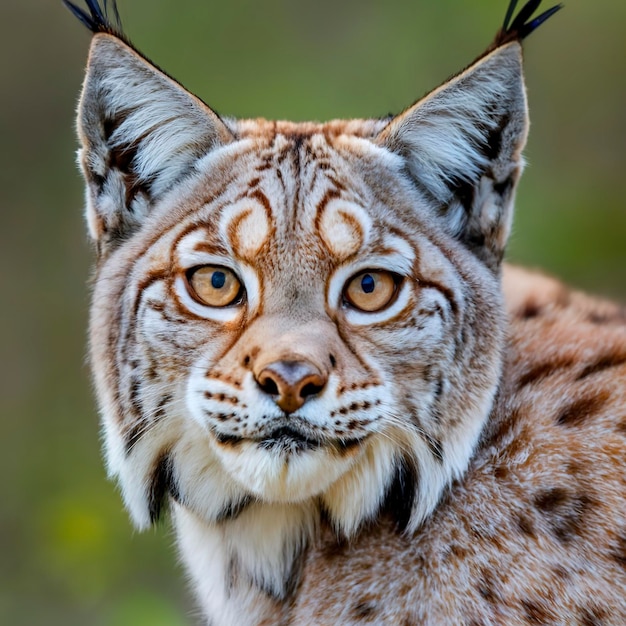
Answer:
xmin=78 ymin=33 xmax=234 ymax=254
xmin=377 ymin=43 xmax=529 ymax=269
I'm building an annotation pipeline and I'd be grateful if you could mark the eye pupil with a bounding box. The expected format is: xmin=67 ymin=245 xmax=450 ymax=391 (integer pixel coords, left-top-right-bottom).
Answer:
xmin=211 ymin=271 xmax=226 ymax=289
xmin=361 ymin=274 xmax=375 ymax=293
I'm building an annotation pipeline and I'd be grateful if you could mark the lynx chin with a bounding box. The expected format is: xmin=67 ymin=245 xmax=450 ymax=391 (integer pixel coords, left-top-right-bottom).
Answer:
xmin=66 ymin=0 xmax=626 ymax=624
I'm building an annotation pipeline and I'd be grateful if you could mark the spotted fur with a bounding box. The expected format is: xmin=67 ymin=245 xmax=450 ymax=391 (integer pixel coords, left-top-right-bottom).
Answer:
xmin=66 ymin=1 xmax=624 ymax=624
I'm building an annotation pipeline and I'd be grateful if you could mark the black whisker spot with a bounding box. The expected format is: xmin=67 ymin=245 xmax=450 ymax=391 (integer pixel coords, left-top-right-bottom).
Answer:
xmin=215 ymin=432 xmax=244 ymax=447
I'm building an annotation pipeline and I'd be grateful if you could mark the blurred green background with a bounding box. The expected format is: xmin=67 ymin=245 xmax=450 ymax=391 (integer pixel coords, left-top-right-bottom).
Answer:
xmin=1 ymin=0 xmax=624 ymax=624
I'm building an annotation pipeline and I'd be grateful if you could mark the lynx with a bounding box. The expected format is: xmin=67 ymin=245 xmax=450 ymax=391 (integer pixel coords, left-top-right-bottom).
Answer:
xmin=66 ymin=0 xmax=626 ymax=624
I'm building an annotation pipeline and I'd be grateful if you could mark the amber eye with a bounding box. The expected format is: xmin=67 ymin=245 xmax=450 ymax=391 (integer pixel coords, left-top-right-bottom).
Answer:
xmin=344 ymin=270 xmax=399 ymax=312
xmin=187 ymin=266 xmax=243 ymax=307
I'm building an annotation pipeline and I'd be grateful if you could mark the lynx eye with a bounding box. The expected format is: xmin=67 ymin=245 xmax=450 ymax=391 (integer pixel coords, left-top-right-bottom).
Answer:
xmin=186 ymin=266 xmax=243 ymax=307
xmin=344 ymin=270 xmax=399 ymax=312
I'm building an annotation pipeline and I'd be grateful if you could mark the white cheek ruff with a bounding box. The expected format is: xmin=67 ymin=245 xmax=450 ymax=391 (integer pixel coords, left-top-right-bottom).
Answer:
xmin=212 ymin=443 xmax=359 ymax=503
xmin=321 ymin=436 xmax=399 ymax=536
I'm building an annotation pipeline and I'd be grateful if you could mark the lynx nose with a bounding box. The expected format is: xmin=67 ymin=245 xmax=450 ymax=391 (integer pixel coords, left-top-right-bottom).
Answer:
xmin=255 ymin=360 xmax=327 ymax=414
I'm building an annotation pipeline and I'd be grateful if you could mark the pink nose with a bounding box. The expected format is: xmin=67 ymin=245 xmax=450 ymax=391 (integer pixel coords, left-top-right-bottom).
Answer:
xmin=255 ymin=360 xmax=327 ymax=414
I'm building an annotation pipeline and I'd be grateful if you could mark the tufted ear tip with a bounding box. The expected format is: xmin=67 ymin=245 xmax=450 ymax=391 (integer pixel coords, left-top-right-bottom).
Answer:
xmin=63 ymin=0 xmax=127 ymax=42
xmin=499 ymin=0 xmax=563 ymax=45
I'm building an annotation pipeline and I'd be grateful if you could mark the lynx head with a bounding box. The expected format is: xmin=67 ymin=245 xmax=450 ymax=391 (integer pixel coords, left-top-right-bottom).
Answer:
xmin=70 ymin=0 xmax=560 ymax=534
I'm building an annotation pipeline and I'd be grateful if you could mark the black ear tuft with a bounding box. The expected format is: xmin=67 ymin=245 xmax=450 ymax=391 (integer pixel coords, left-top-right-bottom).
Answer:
xmin=63 ymin=0 xmax=126 ymax=40
xmin=497 ymin=0 xmax=563 ymax=46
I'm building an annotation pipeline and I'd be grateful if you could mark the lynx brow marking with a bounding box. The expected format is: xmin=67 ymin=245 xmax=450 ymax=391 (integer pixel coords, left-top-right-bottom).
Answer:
xmin=176 ymin=226 xmax=229 ymax=265
xmin=318 ymin=201 xmax=369 ymax=260
xmin=221 ymin=198 xmax=272 ymax=261
xmin=314 ymin=186 xmax=340 ymax=215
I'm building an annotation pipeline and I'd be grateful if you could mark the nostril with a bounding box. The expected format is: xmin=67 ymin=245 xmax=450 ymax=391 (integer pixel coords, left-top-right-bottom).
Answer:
xmin=258 ymin=374 xmax=279 ymax=396
xmin=329 ymin=354 xmax=337 ymax=368
xmin=300 ymin=380 xmax=324 ymax=399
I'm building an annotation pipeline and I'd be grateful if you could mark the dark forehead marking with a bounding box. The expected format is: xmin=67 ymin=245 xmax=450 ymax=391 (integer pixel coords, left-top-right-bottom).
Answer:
xmin=275 ymin=133 xmax=352 ymax=231
xmin=291 ymin=135 xmax=304 ymax=224
xmin=261 ymin=130 xmax=358 ymax=200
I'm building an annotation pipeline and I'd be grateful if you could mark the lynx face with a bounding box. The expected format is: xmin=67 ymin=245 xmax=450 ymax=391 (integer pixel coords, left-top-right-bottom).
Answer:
xmin=82 ymin=28 xmax=522 ymax=535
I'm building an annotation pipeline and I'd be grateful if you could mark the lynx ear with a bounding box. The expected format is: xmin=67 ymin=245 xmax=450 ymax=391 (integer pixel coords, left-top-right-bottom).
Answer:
xmin=77 ymin=33 xmax=234 ymax=253
xmin=377 ymin=42 xmax=528 ymax=269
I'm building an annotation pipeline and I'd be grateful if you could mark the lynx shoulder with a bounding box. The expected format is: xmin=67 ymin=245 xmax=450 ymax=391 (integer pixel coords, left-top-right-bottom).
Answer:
xmin=66 ymin=0 xmax=626 ymax=624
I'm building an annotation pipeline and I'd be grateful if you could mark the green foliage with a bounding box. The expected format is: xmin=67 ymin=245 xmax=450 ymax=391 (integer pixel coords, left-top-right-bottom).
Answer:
xmin=0 ymin=0 xmax=623 ymax=624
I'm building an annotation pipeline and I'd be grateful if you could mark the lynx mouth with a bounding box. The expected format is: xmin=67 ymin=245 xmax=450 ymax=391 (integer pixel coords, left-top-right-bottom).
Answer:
xmin=259 ymin=426 xmax=322 ymax=453
xmin=214 ymin=426 xmax=365 ymax=454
